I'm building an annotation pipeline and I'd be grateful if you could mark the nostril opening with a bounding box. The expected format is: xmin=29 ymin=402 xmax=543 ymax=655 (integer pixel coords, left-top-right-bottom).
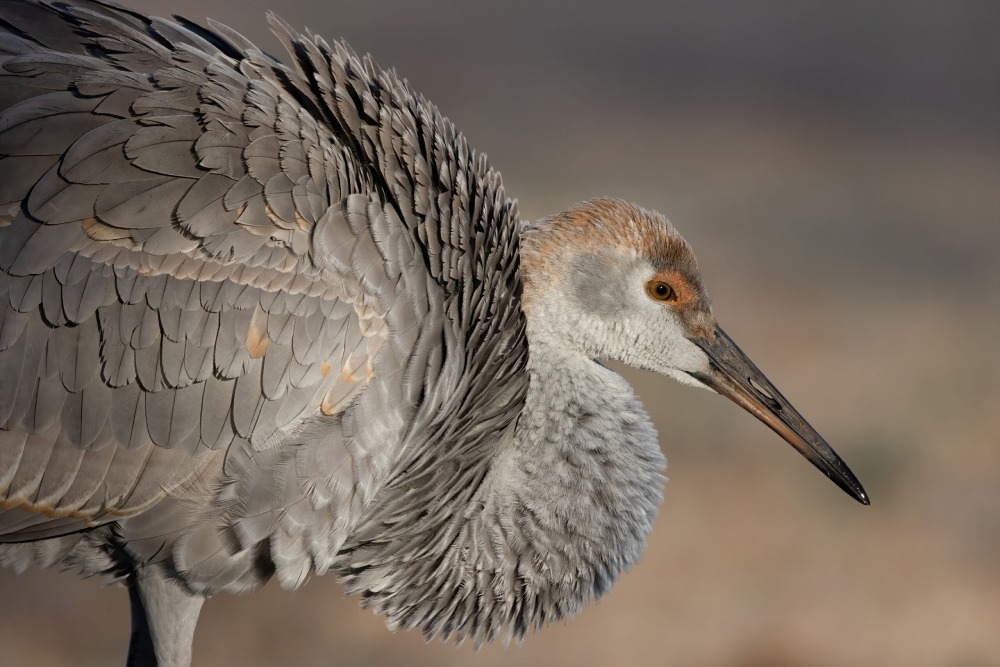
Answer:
xmin=748 ymin=376 xmax=781 ymax=410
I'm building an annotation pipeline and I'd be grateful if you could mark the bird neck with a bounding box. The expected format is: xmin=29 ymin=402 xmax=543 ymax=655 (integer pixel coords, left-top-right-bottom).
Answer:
xmin=460 ymin=333 xmax=667 ymax=638
xmin=333 ymin=331 xmax=666 ymax=645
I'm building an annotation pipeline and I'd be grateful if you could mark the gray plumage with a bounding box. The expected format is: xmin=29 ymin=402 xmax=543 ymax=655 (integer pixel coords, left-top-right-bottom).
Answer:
xmin=0 ymin=2 xmax=869 ymax=666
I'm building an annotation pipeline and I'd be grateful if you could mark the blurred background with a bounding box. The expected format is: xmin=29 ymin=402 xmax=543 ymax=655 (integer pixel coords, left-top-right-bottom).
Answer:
xmin=1 ymin=0 xmax=997 ymax=665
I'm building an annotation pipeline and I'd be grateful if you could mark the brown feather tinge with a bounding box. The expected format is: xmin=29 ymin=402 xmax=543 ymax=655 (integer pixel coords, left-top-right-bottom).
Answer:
xmin=246 ymin=310 xmax=269 ymax=359
xmin=520 ymin=198 xmax=706 ymax=313
xmin=81 ymin=216 xmax=130 ymax=241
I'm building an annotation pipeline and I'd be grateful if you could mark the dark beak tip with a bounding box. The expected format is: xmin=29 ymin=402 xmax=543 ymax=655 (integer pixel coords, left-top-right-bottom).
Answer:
xmin=828 ymin=460 xmax=870 ymax=506
xmin=840 ymin=481 xmax=870 ymax=505
xmin=819 ymin=459 xmax=870 ymax=506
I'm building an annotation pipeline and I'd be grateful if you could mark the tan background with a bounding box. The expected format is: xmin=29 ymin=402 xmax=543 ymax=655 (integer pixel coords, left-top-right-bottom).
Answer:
xmin=1 ymin=1 xmax=998 ymax=665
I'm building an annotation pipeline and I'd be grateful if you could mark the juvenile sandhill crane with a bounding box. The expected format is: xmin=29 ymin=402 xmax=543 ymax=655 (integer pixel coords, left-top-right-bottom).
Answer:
xmin=0 ymin=1 xmax=869 ymax=665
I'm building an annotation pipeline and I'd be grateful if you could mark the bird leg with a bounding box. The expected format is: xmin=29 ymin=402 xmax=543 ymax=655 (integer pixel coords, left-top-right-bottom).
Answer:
xmin=127 ymin=566 xmax=204 ymax=667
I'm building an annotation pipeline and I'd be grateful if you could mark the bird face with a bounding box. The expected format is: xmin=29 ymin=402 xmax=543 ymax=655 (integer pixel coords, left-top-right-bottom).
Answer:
xmin=521 ymin=198 xmax=868 ymax=504
xmin=626 ymin=262 xmax=868 ymax=504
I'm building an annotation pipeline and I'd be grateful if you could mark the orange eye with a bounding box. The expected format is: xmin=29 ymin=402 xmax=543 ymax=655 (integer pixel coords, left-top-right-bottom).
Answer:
xmin=646 ymin=280 xmax=676 ymax=302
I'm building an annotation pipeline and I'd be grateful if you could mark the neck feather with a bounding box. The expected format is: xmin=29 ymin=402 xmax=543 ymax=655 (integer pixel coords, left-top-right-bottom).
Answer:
xmin=334 ymin=326 xmax=666 ymax=646
xmin=473 ymin=336 xmax=666 ymax=638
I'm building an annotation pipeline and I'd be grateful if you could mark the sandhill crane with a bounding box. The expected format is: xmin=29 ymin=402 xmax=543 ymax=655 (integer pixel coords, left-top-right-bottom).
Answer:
xmin=0 ymin=1 xmax=869 ymax=665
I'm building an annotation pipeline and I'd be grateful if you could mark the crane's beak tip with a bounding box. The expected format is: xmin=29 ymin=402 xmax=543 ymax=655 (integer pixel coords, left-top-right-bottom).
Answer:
xmin=827 ymin=468 xmax=870 ymax=505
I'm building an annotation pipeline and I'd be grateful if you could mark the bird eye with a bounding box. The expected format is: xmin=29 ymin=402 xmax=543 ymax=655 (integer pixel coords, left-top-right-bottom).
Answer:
xmin=646 ymin=280 xmax=676 ymax=302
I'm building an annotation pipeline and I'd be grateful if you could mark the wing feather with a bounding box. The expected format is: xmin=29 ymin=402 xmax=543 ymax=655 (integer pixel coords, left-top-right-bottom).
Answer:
xmin=0 ymin=1 xmax=527 ymax=611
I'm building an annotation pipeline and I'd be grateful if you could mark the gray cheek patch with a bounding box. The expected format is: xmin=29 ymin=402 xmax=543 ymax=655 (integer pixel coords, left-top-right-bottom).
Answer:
xmin=568 ymin=252 xmax=634 ymax=319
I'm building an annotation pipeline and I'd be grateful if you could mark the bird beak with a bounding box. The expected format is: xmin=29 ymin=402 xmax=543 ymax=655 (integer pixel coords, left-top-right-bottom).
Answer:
xmin=687 ymin=326 xmax=870 ymax=505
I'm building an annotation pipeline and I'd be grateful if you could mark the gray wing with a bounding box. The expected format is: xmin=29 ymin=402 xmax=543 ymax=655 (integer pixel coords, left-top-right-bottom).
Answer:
xmin=0 ymin=1 xmax=526 ymax=591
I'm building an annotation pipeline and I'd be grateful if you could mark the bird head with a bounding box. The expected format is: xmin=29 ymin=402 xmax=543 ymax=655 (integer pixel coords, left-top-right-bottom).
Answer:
xmin=520 ymin=198 xmax=868 ymax=504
